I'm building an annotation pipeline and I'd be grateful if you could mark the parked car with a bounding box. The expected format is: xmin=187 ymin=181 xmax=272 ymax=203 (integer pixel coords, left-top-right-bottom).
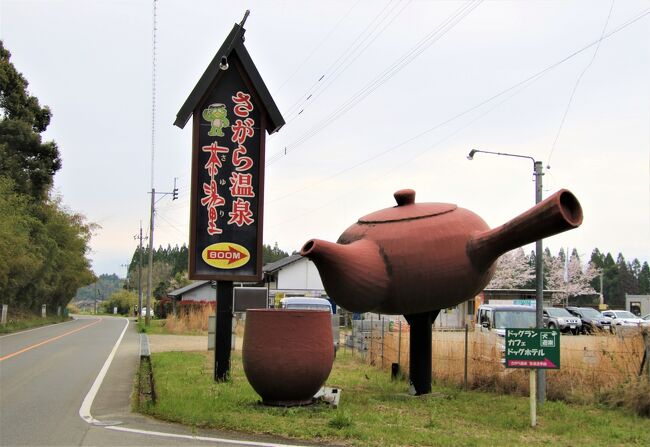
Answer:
xmin=643 ymin=314 xmax=650 ymax=321
xmin=475 ymin=304 xmax=537 ymax=336
xmin=140 ymin=307 xmax=155 ymax=318
xmin=475 ymin=304 xmax=536 ymax=364
xmin=543 ymin=307 xmax=582 ymax=334
xmin=565 ymin=306 xmax=612 ymax=333
xmin=601 ymin=310 xmax=645 ymax=331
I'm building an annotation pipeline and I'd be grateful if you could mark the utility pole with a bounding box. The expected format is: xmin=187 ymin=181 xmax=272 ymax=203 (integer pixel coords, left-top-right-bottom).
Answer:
xmin=599 ymin=272 xmax=604 ymax=307
xmin=145 ymin=179 xmax=178 ymax=326
xmin=120 ymin=263 xmax=130 ymax=290
xmin=134 ymin=222 xmax=147 ymax=321
xmin=533 ymin=160 xmax=545 ymax=404
xmin=146 ymin=188 xmax=155 ymax=326
xmin=467 ymin=149 xmax=547 ymax=404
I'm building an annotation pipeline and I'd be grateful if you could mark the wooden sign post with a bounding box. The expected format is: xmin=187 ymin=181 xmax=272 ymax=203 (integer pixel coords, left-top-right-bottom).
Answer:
xmin=175 ymin=11 xmax=284 ymax=381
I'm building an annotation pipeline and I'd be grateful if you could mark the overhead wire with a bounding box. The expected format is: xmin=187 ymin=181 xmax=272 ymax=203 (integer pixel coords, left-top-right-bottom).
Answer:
xmin=274 ymin=0 xmax=362 ymax=94
xmin=282 ymin=0 xmax=413 ymax=124
xmin=291 ymin=0 xmax=470 ymax=122
xmin=265 ymin=6 xmax=649 ymax=208
xmin=266 ymin=0 xmax=483 ymax=166
xmin=546 ymin=0 xmax=616 ymax=169
xmin=267 ymin=65 xmax=535 ymax=229
xmin=281 ymin=0 xmax=402 ymax=120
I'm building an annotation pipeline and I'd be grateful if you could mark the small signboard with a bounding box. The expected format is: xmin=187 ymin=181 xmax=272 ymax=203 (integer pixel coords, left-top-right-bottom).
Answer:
xmin=233 ymin=287 xmax=267 ymax=312
xmin=505 ymin=328 xmax=560 ymax=369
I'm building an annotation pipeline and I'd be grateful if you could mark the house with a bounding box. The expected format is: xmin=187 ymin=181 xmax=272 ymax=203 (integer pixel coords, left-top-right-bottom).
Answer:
xmin=626 ymin=294 xmax=650 ymax=316
xmin=262 ymin=254 xmax=326 ymax=298
xmin=167 ymin=280 xmax=214 ymax=303
xmin=167 ymin=254 xmax=326 ymax=306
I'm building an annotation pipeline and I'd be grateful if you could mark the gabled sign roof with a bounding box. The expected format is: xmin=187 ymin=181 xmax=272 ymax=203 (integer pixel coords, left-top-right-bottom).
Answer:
xmin=174 ymin=22 xmax=285 ymax=133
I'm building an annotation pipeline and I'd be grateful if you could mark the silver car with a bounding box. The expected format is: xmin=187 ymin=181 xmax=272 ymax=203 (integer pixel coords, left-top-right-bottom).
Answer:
xmin=543 ymin=307 xmax=582 ymax=334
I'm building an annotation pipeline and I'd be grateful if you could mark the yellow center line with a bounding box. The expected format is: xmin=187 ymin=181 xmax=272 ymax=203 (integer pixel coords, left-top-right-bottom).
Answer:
xmin=0 ymin=319 xmax=102 ymax=362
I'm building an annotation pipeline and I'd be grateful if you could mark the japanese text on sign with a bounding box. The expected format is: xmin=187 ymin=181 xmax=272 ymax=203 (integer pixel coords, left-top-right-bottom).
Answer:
xmin=505 ymin=328 xmax=560 ymax=369
xmin=200 ymin=91 xmax=256 ymax=235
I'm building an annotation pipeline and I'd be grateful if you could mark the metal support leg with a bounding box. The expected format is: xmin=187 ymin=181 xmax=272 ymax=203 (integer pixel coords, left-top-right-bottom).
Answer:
xmin=404 ymin=310 xmax=440 ymax=395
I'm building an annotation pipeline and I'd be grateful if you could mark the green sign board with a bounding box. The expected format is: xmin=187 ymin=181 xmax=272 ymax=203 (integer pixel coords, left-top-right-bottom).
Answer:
xmin=505 ymin=328 xmax=560 ymax=369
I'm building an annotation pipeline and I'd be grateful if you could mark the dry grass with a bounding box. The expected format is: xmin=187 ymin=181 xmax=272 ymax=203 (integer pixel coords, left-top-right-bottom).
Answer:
xmin=163 ymin=306 xmax=213 ymax=335
xmin=363 ymin=326 xmax=649 ymax=411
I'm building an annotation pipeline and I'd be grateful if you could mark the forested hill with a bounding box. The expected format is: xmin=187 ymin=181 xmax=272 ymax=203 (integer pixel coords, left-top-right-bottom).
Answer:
xmin=73 ymin=274 xmax=123 ymax=302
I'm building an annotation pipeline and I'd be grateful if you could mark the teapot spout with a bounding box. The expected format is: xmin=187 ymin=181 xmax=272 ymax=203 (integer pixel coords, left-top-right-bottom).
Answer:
xmin=300 ymin=238 xmax=390 ymax=312
xmin=467 ymin=189 xmax=583 ymax=271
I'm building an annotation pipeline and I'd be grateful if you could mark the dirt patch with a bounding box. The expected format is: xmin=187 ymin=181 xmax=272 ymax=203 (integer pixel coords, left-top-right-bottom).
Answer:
xmin=148 ymin=334 xmax=207 ymax=352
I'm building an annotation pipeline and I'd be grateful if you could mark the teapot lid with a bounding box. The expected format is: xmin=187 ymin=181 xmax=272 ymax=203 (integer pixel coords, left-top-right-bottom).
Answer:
xmin=359 ymin=189 xmax=456 ymax=223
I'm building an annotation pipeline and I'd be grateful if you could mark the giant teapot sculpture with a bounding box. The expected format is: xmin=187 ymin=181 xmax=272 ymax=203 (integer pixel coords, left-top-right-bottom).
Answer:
xmin=301 ymin=188 xmax=582 ymax=315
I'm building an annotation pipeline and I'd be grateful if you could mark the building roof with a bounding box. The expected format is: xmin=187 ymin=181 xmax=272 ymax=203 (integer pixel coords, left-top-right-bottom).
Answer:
xmin=263 ymin=254 xmax=303 ymax=274
xmin=168 ymin=280 xmax=210 ymax=297
xmin=173 ymin=22 xmax=284 ymax=133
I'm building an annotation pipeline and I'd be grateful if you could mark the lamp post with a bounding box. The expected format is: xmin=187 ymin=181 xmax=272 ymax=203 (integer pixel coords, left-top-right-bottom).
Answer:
xmin=467 ymin=148 xmax=546 ymax=404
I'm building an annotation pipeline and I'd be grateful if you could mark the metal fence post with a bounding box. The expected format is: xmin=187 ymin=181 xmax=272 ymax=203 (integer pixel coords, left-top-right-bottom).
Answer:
xmin=397 ymin=319 xmax=402 ymax=367
xmin=644 ymin=332 xmax=650 ymax=381
xmin=352 ymin=318 xmax=357 ymax=358
xmin=464 ymin=323 xmax=469 ymax=390
xmin=381 ymin=316 xmax=385 ymax=368
xmin=370 ymin=314 xmax=374 ymax=365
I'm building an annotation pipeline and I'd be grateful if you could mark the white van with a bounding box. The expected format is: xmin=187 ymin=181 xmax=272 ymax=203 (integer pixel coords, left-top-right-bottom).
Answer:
xmin=280 ymin=297 xmax=332 ymax=312
xmin=280 ymin=297 xmax=339 ymax=351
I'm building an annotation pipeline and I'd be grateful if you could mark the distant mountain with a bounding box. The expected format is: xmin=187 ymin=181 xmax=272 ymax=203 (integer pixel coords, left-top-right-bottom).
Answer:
xmin=74 ymin=274 xmax=123 ymax=302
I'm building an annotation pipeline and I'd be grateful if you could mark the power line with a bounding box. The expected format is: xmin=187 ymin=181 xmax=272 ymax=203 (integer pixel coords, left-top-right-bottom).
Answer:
xmin=546 ymin=0 xmax=615 ymax=169
xmin=288 ymin=0 xmax=469 ymax=123
xmin=274 ymin=0 xmax=362 ymax=94
xmin=267 ymin=69 xmax=534 ymax=225
xmin=267 ymin=0 xmax=482 ymax=166
xmin=281 ymin=0 xmax=401 ymax=120
xmin=266 ymin=6 xmax=649 ymax=206
xmin=282 ymin=0 xmax=409 ymax=122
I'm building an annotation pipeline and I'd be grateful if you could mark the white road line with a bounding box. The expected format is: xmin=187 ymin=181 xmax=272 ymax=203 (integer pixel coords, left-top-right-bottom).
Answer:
xmin=79 ymin=317 xmax=129 ymax=424
xmin=79 ymin=317 xmax=309 ymax=447
xmin=106 ymin=425 xmax=311 ymax=447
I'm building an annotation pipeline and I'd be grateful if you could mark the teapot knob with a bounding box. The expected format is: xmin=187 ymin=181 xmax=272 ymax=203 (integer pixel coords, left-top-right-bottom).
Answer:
xmin=394 ymin=189 xmax=416 ymax=206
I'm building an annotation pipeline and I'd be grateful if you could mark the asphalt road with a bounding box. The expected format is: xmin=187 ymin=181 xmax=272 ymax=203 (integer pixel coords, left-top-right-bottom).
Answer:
xmin=0 ymin=316 xmax=312 ymax=447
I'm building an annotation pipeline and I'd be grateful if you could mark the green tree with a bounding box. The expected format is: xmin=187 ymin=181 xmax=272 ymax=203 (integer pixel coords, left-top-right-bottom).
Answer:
xmin=0 ymin=41 xmax=61 ymax=200
xmin=638 ymin=262 xmax=650 ymax=294
xmin=0 ymin=41 xmax=94 ymax=314
xmin=263 ymin=242 xmax=289 ymax=264
xmin=0 ymin=178 xmax=40 ymax=306
xmin=102 ymin=289 xmax=138 ymax=315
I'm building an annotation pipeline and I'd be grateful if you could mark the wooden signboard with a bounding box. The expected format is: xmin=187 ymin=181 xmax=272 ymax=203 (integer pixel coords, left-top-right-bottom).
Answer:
xmin=175 ymin=15 xmax=284 ymax=282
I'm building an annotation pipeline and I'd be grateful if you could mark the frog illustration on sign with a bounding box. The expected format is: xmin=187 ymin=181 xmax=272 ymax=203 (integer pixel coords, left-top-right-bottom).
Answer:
xmin=203 ymin=103 xmax=230 ymax=137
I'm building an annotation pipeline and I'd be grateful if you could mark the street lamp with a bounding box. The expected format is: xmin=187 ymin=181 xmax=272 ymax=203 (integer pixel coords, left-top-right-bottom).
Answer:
xmin=467 ymin=148 xmax=546 ymax=404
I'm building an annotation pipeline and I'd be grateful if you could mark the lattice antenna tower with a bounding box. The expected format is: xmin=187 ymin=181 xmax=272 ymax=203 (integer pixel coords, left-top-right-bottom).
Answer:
xmin=150 ymin=0 xmax=158 ymax=189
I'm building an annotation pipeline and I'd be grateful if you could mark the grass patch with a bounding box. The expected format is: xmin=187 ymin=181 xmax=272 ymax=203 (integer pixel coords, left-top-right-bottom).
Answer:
xmin=137 ymin=350 xmax=650 ymax=446
xmin=0 ymin=313 xmax=71 ymax=334
xmin=136 ymin=318 xmax=169 ymax=334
